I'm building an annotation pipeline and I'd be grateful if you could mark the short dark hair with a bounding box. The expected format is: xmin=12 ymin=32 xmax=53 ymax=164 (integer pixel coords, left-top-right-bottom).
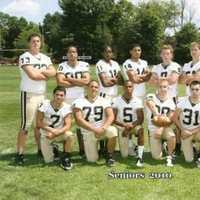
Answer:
xmin=67 ymin=46 xmax=78 ymax=53
xmin=101 ymin=45 xmax=112 ymax=53
xmin=129 ymin=44 xmax=141 ymax=50
xmin=190 ymin=80 xmax=200 ymax=87
xmin=27 ymin=33 xmax=41 ymax=42
xmin=53 ymin=86 xmax=66 ymax=95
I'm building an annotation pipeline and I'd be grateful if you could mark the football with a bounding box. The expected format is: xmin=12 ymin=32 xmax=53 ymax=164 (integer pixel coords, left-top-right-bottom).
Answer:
xmin=152 ymin=115 xmax=172 ymax=127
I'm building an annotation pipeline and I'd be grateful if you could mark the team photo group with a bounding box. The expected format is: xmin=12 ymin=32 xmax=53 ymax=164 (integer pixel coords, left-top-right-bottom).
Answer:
xmin=15 ymin=32 xmax=200 ymax=171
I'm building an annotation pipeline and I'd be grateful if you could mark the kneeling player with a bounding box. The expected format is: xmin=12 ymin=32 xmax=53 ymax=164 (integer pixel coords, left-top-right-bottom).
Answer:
xmin=112 ymin=81 xmax=144 ymax=167
xmin=145 ymin=79 xmax=176 ymax=167
xmin=174 ymin=80 xmax=200 ymax=167
xmin=36 ymin=86 xmax=74 ymax=170
xmin=73 ymin=80 xmax=117 ymax=166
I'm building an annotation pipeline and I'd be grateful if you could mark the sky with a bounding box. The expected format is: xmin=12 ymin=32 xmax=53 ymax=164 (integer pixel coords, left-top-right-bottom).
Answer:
xmin=0 ymin=0 xmax=200 ymax=27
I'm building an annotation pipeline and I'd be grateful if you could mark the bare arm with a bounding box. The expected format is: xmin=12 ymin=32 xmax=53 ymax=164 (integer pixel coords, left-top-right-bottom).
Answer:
xmin=73 ymin=108 xmax=96 ymax=132
xmin=127 ymin=70 xmax=143 ymax=84
xmin=99 ymin=72 xmax=117 ymax=87
xmin=167 ymin=72 xmax=179 ymax=85
xmin=22 ymin=65 xmax=47 ymax=80
xmin=132 ymin=108 xmax=144 ymax=128
xmin=56 ymin=73 xmax=74 ymax=88
xmin=67 ymin=72 xmax=90 ymax=86
xmin=145 ymin=99 xmax=159 ymax=116
xmin=41 ymin=64 xmax=56 ymax=78
xmin=172 ymin=108 xmax=182 ymax=130
xmin=113 ymin=108 xmax=126 ymax=128
xmin=101 ymin=107 xmax=115 ymax=129
xmin=148 ymin=73 xmax=159 ymax=86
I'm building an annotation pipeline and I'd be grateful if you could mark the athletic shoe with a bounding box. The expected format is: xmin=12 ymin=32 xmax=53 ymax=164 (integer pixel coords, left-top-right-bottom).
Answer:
xmin=60 ymin=157 xmax=73 ymax=170
xmin=166 ymin=156 xmax=174 ymax=167
xmin=15 ymin=154 xmax=25 ymax=165
xmin=136 ymin=158 xmax=143 ymax=167
xmin=106 ymin=157 xmax=115 ymax=167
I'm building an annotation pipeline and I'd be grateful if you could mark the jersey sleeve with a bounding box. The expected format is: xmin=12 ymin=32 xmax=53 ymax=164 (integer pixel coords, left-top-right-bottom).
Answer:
xmin=63 ymin=104 xmax=72 ymax=116
xmin=46 ymin=56 xmax=53 ymax=66
xmin=57 ymin=63 xmax=65 ymax=74
xmin=72 ymin=99 xmax=83 ymax=110
xmin=151 ymin=65 xmax=158 ymax=74
xmin=38 ymin=100 xmax=48 ymax=113
xmin=19 ymin=53 xmax=31 ymax=68
xmin=96 ymin=62 xmax=106 ymax=74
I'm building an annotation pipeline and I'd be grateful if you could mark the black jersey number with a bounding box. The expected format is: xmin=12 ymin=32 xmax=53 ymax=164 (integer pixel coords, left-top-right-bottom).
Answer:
xmin=161 ymin=72 xmax=168 ymax=77
xmin=65 ymin=71 xmax=83 ymax=79
xmin=83 ymin=106 xmax=103 ymax=122
xmin=182 ymin=109 xmax=199 ymax=126
xmin=49 ymin=115 xmax=60 ymax=128
xmin=136 ymin=68 xmax=145 ymax=75
xmin=123 ymin=107 xmax=133 ymax=122
xmin=151 ymin=105 xmax=170 ymax=119
xmin=109 ymin=70 xmax=117 ymax=78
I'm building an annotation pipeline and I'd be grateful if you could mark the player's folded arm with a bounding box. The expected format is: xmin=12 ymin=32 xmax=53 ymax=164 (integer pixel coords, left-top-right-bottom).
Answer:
xmin=56 ymin=73 xmax=74 ymax=88
xmin=99 ymin=72 xmax=116 ymax=87
xmin=69 ymin=72 xmax=90 ymax=86
xmin=73 ymin=107 xmax=95 ymax=132
xmin=167 ymin=71 xmax=179 ymax=85
xmin=42 ymin=64 xmax=56 ymax=77
xmin=103 ymin=107 xmax=115 ymax=129
xmin=132 ymin=108 xmax=144 ymax=128
xmin=22 ymin=65 xmax=47 ymax=80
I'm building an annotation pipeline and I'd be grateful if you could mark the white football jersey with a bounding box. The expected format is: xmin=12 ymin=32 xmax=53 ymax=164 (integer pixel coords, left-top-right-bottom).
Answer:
xmin=112 ymin=96 xmax=143 ymax=124
xmin=57 ymin=61 xmax=89 ymax=99
xmin=38 ymin=100 xmax=72 ymax=129
xmin=96 ymin=59 xmax=121 ymax=96
xmin=19 ymin=52 xmax=52 ymax=94
xmin=73 ymin=96 xmax=111 ymax=132
xmin=177 ymin=96 xmax=200 ymax=129
xmin=122 ymin=59 xmax=148 ymax=97
xmin=182 ymin=61 xmax=200 ymax=95
xmin=145 ymin=93 xmax=176 ymax=130
xmin=152 ymin=62 xmax=181 ymax=97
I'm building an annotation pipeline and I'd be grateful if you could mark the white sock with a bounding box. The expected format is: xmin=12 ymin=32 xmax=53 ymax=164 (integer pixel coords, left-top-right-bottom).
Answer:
xmin=138 ymin=146 xmax=144 ymax=159
xmin=128 ymin=139 xmax=133 ymax=148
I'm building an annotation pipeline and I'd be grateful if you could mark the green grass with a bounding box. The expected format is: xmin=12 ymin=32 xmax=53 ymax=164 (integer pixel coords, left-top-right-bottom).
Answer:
xmin=0 ymin=66 xmax=200 ymax=200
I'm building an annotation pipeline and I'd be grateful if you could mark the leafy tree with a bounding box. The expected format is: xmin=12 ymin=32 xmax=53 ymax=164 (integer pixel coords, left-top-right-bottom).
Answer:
xmin=174 ymin=23 xmax=200 ymax=65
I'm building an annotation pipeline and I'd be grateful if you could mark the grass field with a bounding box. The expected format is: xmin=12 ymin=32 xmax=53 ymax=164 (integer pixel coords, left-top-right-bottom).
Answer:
xmin=0 ymin=66 xmax=200 ymax=200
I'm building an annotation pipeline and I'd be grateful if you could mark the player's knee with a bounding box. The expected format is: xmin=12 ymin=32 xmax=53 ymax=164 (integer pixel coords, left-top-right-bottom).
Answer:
xmin=106 ymin=126 xmax=118 ymax=138
xmin=63 ymin=131 xmax=73 ymax=140
xmin=135 ymin=126 xmax=143 ymax=137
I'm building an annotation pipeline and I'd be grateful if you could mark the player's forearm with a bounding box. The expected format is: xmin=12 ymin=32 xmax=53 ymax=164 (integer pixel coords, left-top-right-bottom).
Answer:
xmin=42 ymin=67 xmax=56 ymax=77
xmin=76 ymin=118 xmax=95 ymax=132
xmin=69 ymin=77 xmax=90 ymax=86
xmin=146 ymin=101 xmax=158 ymax=115
xmin=114 ymin=120 xmax=125 ymax=128
xmin=56 ymin=78 xmax=73 ymax=88
xmin=101 ymin=79 xmax=116 ymax=87
xmin=102 ymin=116 xmax=114 ymax=129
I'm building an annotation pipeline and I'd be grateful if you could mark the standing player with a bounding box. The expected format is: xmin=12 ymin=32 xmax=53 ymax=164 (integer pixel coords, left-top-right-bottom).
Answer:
xmin=56 ymin=46 xmax=90 ymax=156
xmin=149 ymin=44 xmax=181 ymax=154
xmin=179 ymin=42 xmax=200 ymax=95
xmin=145 ymin=79 xmax=176 ymax=167
xmin=112 ymin=81 xmax=144 ymax=167
xmin=96 ymin=46 xmax=121 ymax=154
xmin=173 ymin=80 xmax=200 ymax=167
xmin=121 ymin=44 xmax=151 ymax=156
xmin=73 ymin=80 xmax=117 ymax=166
xmin=96 ymin=46 xmax=121 ymax=101
xmin=121 ymin=44 xmax=151 ymax=99
xmin=36 ymin=86 xmax=74 ymax=170
xmin=16 ymin=33 xmax=56 ymax=164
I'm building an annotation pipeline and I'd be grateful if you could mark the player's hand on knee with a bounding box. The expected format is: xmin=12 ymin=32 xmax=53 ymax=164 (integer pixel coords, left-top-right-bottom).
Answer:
xmin=46 ymin=132 xmax=55 ymax=140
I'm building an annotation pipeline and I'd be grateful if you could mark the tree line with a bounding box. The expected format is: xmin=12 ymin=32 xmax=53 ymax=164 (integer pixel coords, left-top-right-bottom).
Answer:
xmin=0 ymin=0 xmax=200 ymax=65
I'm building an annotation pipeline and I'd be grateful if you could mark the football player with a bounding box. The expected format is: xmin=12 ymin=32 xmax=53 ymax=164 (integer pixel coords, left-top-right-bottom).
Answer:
xmin=96 ymin=45 xmax=121 ymax=101
xmin=112 ymin=81 xmax=144 ymax=167
xmin=16 ymin=33 xmax=56 ymax=164
xmin=56 ymin=46 xmax=90 ymax=156
xmin=173 ymin=80 xmax=200 ymax=167
xmin=36 ymin=86 xmax=74 ymax=170
xmin=121 ymin=44 xmax=151 ymax=156
xmin=73 ymin=80 xmax=118 ymax=166
xmin=96 ymin=46 xmax=121 ymax=154
xmin=145 ymin=79 xmax=176 ymax=167
xmin=149 ymin=44 xmax=181 ymax=155
xmin=179 ymin=42 xmax=200 ymax=95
